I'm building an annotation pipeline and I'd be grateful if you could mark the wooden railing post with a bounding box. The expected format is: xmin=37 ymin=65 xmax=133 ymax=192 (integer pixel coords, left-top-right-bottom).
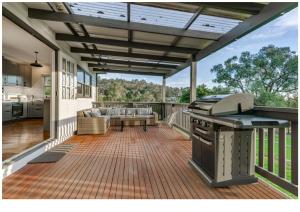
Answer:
xmin=278 ymin=128 xmax=286 ymax=178
xmin=258 ymin=128 xmax=265 ymax=167
xmin=291 ymin=121 xmax=298 ymax=185
xmin=268 ymin=128 xmax=274 ymax=172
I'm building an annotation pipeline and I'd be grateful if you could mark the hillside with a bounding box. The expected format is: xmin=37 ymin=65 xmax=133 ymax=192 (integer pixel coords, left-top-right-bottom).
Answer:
xmin=96 ymin=78 xmax=183 ymax=102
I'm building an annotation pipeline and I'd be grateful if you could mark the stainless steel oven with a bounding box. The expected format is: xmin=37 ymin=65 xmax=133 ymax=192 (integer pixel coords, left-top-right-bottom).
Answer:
xmin=12 ymin=102 xmax=23 ymax=117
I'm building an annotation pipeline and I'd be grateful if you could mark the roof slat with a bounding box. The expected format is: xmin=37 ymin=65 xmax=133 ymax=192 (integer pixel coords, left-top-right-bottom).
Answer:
xmin=28 ymin=8 xmax=222 ymax=40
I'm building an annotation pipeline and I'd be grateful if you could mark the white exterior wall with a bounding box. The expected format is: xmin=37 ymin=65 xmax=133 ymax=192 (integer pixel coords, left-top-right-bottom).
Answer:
xmin=57 ymin=52 xmax=96 ymax=141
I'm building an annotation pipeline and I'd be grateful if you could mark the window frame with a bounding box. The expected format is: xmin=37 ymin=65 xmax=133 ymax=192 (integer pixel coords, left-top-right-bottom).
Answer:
xmin=77 ymin=65 xmax=92 ymax=98
xmin=62 ymin=58 xmax=75 ymax=100
xmin=43 ymin=74 xmax=51 ymax=99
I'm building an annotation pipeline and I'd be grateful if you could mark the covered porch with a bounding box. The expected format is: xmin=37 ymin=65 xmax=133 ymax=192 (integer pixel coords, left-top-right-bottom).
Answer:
xmin=2 ymin=2 xmax=298 ymax=200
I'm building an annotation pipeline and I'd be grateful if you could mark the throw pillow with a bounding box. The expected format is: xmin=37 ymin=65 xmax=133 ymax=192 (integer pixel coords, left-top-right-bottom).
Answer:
xmin=83 ymin=110 xmax=91 ymax=117
xmin=120 ymin=108 xmax=126 ymax=115
xmin=126 ymin=108 xmax=136 ymax=115
xmin=136 ymin=108 xmax=152 ymax=115
xmin=99 ymin=107 xmax=108 ymax=115
xmin=90 ymin=108 xmax=101 ymax=117
xmin=107 ymin=108 xmax=120 ymax=116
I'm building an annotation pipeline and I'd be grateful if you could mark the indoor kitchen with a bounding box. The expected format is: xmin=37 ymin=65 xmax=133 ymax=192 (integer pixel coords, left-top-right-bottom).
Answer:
xmin=2 ymin=16 xmax=53 ymax=160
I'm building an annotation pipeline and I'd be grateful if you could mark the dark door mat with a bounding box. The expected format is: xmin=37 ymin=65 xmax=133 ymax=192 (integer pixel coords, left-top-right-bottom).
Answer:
xmin=28 ymin=144 xmax=75 ymax=164
xmin=28 ymin=152 xmax=66 ymax=164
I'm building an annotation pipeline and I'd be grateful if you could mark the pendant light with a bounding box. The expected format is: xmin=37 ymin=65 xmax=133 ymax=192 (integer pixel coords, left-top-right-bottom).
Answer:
xmin=30 ymin=51 xmax=43 ymax=67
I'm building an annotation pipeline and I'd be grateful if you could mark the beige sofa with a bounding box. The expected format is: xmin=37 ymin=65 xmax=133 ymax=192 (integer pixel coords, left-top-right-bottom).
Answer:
xmin=77 ymin=107 xmax=158 ymax=135
xmin=77 ymin=109 xmax=110 ymax=135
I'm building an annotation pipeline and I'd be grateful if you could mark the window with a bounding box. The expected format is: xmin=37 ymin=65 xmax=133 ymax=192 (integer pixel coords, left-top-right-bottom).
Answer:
xmin=77 ymin=65 xmax=92 ymax=98
xmin=62 ymin=58 xmax=75 ymax=99
xmin=43 ymin=75 xmax=51 ymax=99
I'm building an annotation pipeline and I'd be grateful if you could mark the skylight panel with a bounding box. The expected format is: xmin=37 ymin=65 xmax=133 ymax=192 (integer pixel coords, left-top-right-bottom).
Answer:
xmin=189 ymin=14 xmax=242 ymax=34
xmin=131 ymin=4 xmax=194 ymax=29
xmin=69 ymin=2 xmax=127 ymax=21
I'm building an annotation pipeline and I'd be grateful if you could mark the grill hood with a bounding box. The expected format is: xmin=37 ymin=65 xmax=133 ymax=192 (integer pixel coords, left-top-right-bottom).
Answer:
xmin=188 ymin=93 xmax=254 ymax=116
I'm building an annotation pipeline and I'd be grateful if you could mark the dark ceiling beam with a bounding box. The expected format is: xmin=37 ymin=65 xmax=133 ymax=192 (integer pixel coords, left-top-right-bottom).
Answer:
xmin=56 ymin=33 xmax=199 ymax=54
xmin=181 ymin=2 xmax=266 ymax=15
xmin=93 ymin=68 xmax=166 ymax=76
xmin=127 ymin=3 xmax=132 ymax=55
xmin=93 ymin=65 xmax=170 ymax=74
xmin=59 ymin=2 xmax=96 ymax=58
xmin=167 ymin=2 xmax=298 ymax=77
xmin=71 ymin=47 xmax=187 ymax=63
xmin=28 ymin=8 xmax=221 ymax=40
xmin=85 ymin=58 xmax=177 ymax=69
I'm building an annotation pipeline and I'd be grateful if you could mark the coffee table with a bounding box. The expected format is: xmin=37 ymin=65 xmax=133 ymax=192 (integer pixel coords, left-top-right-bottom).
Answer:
xmin=120 ymin=116 xmax=150 ymax=132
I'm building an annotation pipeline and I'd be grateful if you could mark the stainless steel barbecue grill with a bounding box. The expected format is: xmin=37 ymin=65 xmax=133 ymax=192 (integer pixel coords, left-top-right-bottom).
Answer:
xmin=185 ymin=93 xmax=289 ymax=187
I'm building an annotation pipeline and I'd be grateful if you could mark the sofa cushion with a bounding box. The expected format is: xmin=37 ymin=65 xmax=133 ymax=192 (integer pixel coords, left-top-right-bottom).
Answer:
xmin=90 ymin=108 xmax=102 ymax=117
xmin=136 ymin=108 xmax=152 ymax=115
xmin=120 ymin=108 xmax=126 ymax=115
xmin=126 ymin=108 xmax=136 ymax=115
xmin=83 ymin=110 xmax=92 ymax=117
xmin=99 ymin=107 xmax=109 ymax=115
xmin=107 ymin=108 xmax=121 ymax=116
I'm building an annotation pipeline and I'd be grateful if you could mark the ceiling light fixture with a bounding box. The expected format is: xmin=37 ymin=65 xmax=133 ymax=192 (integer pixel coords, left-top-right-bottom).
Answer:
xmin=30 ymin=51 xmax=43 ymax=67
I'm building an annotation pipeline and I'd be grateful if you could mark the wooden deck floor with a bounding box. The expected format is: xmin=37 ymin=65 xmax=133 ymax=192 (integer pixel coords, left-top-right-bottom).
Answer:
xmin=3 ymin=124 xmax=286 ymax=199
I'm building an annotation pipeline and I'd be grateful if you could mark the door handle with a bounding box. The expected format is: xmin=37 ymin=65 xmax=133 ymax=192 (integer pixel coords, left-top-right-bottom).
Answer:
xmin=199 ymin=137 xmax=213 ymax=146
xmin=195 ymin=127 xmax=208 ymax=135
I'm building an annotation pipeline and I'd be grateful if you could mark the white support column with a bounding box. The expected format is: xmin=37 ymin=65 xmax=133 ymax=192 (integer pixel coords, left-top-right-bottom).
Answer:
xmin=190 ymin=60 xmax=197 ymax=103
xmin=162 ymin=76 xmax=166 ymax=103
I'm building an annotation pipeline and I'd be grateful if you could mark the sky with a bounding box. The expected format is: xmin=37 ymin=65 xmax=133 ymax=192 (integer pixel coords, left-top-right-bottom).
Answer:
xmin=100 ymin=8 xmax=298 ymax=88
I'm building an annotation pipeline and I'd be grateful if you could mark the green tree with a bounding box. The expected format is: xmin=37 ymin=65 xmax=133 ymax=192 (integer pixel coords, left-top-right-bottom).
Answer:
xmin=197 ymin=84 xmax=211 ymax=98
xmin=179 ymin=85 xmax=231 ymax=103
xmin=211 ymin=45 xmax=298 ymax=107
xmin=179 ymin=87 xmax=190 ymax=103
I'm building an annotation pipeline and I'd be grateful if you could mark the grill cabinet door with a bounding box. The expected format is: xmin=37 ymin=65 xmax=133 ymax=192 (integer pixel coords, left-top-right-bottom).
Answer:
xmin=191 ymin=118 xmax=215 ymax=179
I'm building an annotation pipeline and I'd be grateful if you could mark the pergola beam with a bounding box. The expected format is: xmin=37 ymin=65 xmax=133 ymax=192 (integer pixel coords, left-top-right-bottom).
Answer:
xmin=28 ymin=8 xmax=221 ymax=40
xmin=167 ymin=2 xmax=297 ymax=78
xmin=93 ymin=65 xmax=171 ymax=74
xmin=85 ymin=58 xmax=177 ymax=69
xmin=71 ymin=47 xmax=187 ymax=63
xmin=56 ymin=33 xmax=199 ymax=54
xmin=93 ymin=68 xmax=166 ymax=77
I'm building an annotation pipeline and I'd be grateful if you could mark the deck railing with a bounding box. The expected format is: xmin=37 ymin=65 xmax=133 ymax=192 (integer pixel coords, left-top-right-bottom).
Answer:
xmin=93 ymin=101 xmax=298 ymax=196
xmin=252 ymin=107 xmax=298 ymax=196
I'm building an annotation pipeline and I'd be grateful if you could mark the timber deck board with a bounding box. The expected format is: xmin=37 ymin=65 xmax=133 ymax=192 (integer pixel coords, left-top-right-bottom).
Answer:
xmin=3 ymin=124 xmax=287 ymax=199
